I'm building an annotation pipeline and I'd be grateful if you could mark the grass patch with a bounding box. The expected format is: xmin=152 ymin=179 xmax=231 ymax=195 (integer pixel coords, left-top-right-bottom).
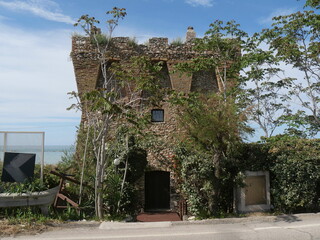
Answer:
xmin=91 ymin=33 xmax=111 ymax=46
xmin=170 ymin=37 xmax=184 ymax=46
xmin=128 ymin=37 xmax=138 ymax=47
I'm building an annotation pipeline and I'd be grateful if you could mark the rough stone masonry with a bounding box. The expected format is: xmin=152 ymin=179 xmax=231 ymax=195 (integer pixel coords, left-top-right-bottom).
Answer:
xmin=71 ymin=27 xmax=219 ymax=213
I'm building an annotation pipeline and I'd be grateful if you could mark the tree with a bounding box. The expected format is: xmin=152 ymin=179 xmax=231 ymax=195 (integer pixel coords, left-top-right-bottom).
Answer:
xmin=177 ymin=20 xmax=246 ymax=98
xmin=245 ymin=78 xmax=287 ymax=138
xmin=241 ymin=38 xmax=287 ymax=138
xmin=72 ymin=8 xmax=127 ymax=219
xmin=171 ymin=20 xmax=253 ymax=215
xmin=178 ymin=20 xmax=289 ymax=139
xmin=304 ymin=0 xmax=320 ymax=9
xmin=172 ymin=92 xmax=251 ymax=215
xmin=259 ymin=9 xmax=320 ymax=136
xmin=202 ymin=2 xmax=320 ymax=139
xmin=71 ymin=8 xmax=164 ymax=219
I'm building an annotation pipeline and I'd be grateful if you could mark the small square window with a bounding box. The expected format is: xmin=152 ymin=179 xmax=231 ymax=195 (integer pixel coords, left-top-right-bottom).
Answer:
xmin=151 ymin=109 xmax=164 ymax=122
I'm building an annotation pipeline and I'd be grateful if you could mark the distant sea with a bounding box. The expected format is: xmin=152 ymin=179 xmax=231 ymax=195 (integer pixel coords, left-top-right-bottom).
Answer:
xmin=44 ymin=145 xmax=75 ymax=165
xmin=0 ymin=145 xmax=75 ymax=165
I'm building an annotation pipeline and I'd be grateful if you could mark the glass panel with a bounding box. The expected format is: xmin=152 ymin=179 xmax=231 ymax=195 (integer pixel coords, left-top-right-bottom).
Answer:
xmin=0 ymin=131 xmax=44 ymax=182
xmin=151 ymin=109 xmax=164 ymax=122
xmin=5 ymin=133 xmax=43 ymax=164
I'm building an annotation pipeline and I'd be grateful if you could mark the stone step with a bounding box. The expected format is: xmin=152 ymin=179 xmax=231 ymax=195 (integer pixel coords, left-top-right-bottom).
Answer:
xmin=136 ymin=212 xmax=181 ymax=222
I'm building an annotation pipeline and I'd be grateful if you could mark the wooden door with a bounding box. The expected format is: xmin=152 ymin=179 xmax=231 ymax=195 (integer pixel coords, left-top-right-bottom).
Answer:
xmin=145 ymin=171 xmax=170 ymax=210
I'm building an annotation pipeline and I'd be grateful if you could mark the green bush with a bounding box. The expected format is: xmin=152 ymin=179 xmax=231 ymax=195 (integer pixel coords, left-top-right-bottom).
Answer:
xmin=267 ymin=137 xmax=320 ymax=213
xmin=175 ymin=137 xmax=320 ymax=217
xmin=235 ymin=143 xmax=271 ymax=172
xmin=0 ymin=164 xmax=59 ymax=194
xmin=126 ymin=147 xmax=147 ymax=183
xmin=180 ymin=152 xmax=215 ymax=218
xmin=54 ymin=127 xmax=147 ymax=218
xmin=174 ymin=146 xmax=235 ymax=218
xmin=238 ymin=137 xmax=320 ymax=213
xmin=107 ymin=146 xmax=147 ymax=216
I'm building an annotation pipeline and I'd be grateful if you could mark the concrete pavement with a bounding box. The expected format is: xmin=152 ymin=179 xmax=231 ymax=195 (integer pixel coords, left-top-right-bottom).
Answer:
xmin=2 ymin=212 xmax=320 ymax=240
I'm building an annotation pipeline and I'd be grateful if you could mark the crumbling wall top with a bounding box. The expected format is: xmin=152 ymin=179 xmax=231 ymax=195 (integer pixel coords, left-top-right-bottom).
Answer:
xmin=148 ymin=38 xmax=168 ymax=49
xmin=71 ymin=27 xmax=215 ymax=61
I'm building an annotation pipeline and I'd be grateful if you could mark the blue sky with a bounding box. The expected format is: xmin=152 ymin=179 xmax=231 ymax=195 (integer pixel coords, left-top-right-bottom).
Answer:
xmin=0 ymin=0 xmax=309 ymax=145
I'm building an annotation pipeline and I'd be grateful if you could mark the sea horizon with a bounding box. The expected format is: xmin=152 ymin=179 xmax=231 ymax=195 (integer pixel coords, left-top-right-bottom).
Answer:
xmin=0 ymin=145 xmax=75 ymax=165
xmin=44 ymin=145 xmax=75 ymax=164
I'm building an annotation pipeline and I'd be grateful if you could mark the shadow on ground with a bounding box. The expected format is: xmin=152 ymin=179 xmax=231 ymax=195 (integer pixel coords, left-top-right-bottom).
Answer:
xmin=274 ymin=214 xmax=301 ymax=223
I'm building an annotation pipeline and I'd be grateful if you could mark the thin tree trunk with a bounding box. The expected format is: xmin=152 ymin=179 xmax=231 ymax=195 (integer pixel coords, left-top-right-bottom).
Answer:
xmin=94 ymin=145 xmax=100 ymax=217
xmin=212 ymin=151 xmax=222 ymax=215
xmin=117 ymin=135 xmax=129 ymax=213
xmin=79 ymin=128 xmax=90 ymax=206
xmin=96 ymin=137 xmax=106 ymax=219
xmin=117 ymin=154 xmax=128 ymax=213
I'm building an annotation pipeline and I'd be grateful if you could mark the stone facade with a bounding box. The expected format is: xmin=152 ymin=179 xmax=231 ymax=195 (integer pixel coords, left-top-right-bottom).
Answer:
xmin=71 ymin=31 xmax=218 ymax=93
xmin=71 ymin=28 xmax=219 ymax=213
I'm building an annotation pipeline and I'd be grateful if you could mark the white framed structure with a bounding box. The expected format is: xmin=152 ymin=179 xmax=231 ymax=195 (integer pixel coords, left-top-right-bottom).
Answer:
xmin=0 ymin=131 xmax=45 ymax=183
xmin=235 ymin=171 xmax=271 ymax=213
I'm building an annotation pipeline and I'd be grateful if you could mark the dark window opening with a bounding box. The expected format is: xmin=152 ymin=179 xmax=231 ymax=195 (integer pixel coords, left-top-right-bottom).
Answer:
xmin=151 ymin=109 xmax=164 ymax=122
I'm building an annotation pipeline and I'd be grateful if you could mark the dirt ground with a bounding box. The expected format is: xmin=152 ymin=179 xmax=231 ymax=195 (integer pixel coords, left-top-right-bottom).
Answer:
xmin=0 ymin=220 xmax=101 ymax=237
xmin=0 ymin=220 xmax=54 ymax=237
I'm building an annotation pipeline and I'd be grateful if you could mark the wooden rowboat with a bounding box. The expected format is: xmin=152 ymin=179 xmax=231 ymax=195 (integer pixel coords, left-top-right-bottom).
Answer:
xmin=0 ymin=186 xmax=59 ymax=215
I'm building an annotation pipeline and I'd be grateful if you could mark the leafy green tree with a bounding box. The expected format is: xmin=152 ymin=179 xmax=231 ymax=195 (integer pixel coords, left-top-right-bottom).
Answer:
xmin=304 ymin=0 xmax=320 ymax=9
xmin=179 ymin=20 xmax=289 ymax=139
xmin=177 ymin=20 xmax=246 ymax=98
xmin=172 ymin=93 xmax=250 ymax=215
xmin=260 ymin=9 xmax=320 ymax=136
xmin=242 ymin=38 xmax=287 ymax=138
xmin=171 ymin=20 xmax=258 ymax=215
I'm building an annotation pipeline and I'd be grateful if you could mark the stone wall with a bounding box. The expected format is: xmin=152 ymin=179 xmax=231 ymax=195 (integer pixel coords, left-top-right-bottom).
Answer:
xmin=71 ymin=35 xmax=218 ymax=94
xmin=71 ymin=30 xmax=219 ymax=213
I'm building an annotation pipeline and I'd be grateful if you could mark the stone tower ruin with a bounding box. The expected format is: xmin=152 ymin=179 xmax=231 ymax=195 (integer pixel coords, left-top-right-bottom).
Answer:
xmin=71 ymin=27 xmax=220 ymax=213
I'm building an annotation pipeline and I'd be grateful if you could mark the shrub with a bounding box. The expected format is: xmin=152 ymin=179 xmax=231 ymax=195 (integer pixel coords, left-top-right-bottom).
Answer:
xmin=237 ymin=138 xmax=320 ymax=213
xmin=235 ymin=143 xmax=271 ymax=172
xmin=174 ymin=146 xmax=235 ymax=218
xmin=267 ymin=137 xmax=320 ymax=213
xmin=0 ymin=164 xmax=59 ymax=194
xmin=175 ymin=137 xmax=320 ymax=216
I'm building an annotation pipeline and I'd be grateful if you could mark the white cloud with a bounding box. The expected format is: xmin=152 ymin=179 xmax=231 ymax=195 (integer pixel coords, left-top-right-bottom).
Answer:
xmin=0 ymin=0 xmax=75 ymax=24
xmin=259 ymin=8 xmax=296 ymax=25
xmin=185 ymin=0 xmax=214 ymax=7
xmin=0 ymin=22 xmax=80 ymax=144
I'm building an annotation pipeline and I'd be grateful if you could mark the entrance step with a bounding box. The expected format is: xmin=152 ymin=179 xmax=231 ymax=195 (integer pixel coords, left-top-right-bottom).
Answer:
xmin=136 ymin=212 xmax=181 ymax=222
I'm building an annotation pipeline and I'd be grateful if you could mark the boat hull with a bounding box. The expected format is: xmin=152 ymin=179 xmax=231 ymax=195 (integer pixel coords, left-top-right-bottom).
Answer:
xmin=0 ymin=186 xmax=59 ymax=214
